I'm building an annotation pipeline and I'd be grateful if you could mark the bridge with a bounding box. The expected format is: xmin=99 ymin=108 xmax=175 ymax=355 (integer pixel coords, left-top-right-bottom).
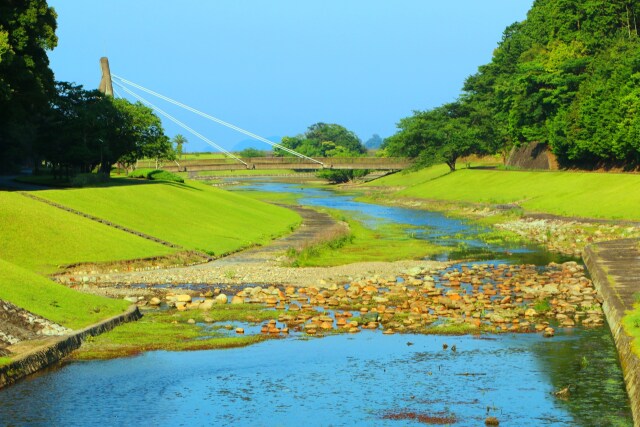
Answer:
xmin=155 ymin=156 xmax=412 ymax=172
xmin=99 ymin=58 xmax=412 ymax=171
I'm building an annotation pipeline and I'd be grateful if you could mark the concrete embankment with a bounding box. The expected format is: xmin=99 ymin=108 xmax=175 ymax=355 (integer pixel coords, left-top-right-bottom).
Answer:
xmin=583 ymin=239 xmax=640 ymax=426
xmin=0 ymin=305 xmax=141 ymax=389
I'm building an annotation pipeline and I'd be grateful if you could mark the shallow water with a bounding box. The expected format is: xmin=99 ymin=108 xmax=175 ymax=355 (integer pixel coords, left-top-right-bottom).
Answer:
xmin=0 ymin=328 xmax=631 ymax=426
xmin=0 ymin=179 xmax=632 ymax=426
xmin=233 ymin=180 xmax=577 ymax=265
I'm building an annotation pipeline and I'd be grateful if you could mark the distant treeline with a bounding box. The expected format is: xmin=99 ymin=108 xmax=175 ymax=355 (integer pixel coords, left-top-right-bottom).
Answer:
xmin=384 ymin=0 xmax=640 ymax=170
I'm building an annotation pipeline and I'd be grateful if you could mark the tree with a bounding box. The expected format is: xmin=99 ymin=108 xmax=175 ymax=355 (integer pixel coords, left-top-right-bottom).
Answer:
xmin=385 ymin=102 xmax=480 ymax=171
xmin=458 ymin=0 xmax=640 ymax=167
xmin=0 ymin=0 xmax=58 ymax=173
xmin=173 ymin=134 xmax=188 ymax=159
xmin=239 ymin=147 xmax=266 ymax=158
xmin=37 ymin=82 xmax=170 ymax=176
xmin=278 ymin=123 xmax=368 ymax=183
xmin=36 ymin=82 xmax=128 ymax=178
xmin=113 ymin=99 xmax=172 ymax=171
xmin=278 ymin=123 xmax=366 ymax=158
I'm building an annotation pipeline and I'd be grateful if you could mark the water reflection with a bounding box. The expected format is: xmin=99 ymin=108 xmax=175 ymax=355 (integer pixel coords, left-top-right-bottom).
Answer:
xmin=0 ymin=329 xmax=631 ymax=426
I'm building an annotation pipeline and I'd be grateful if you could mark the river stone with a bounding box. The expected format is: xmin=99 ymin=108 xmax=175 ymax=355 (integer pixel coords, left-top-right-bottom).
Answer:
xmin=214 ymin=294 xmax=228 ymax=305
xmin=124 ymin=296 xmax=138 ymax=303
xmin=231 ymin=296 xmax=244 ymax=304
xmin=176 ymin=294 xmax=192 ymax=303
xmin=149 ymin=297 xmax=161 ymax=306
xmin=199 ymin=300 xmax=214 ymax=310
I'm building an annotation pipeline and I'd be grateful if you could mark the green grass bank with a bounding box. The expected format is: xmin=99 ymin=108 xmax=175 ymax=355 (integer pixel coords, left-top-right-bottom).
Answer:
xmin=36 ymin=180 xmax=301 ymax=257
xmin=0 ymin=191 xmax=174 ymax=274
xmin=367 ymin=165 xmax=640 ymax=221
xmin=0 ymin=178 xmax=300 ymax=336
xmin=0 ymin=259 xmax=129 ymax=329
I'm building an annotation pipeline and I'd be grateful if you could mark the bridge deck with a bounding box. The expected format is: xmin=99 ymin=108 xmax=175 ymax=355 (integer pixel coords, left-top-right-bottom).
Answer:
xmin=159 ymin=157 xmax=412 ymax=172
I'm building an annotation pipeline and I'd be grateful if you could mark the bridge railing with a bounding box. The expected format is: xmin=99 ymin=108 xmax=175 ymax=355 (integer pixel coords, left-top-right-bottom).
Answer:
xmin=159 ymin=156 xmax=413 ymax=171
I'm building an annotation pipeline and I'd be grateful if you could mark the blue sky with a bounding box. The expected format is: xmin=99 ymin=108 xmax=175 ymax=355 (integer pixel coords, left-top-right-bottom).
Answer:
xmin=47 ymin=1 xmax=533 ymax=152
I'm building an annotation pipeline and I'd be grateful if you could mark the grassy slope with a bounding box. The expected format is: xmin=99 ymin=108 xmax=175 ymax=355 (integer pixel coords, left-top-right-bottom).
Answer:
xmin=369 ymin=166 xmax=640 ymax=221
xmin=37 ymin=180 xmax=301 ymax=256
xmin=0 ymin=259 xmax=129 ymax=329
xmin=0 ymin=192 xmax=174 ymax=274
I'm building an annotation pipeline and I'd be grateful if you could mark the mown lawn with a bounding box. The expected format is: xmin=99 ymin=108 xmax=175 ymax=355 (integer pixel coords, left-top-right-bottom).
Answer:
xmin=368 ymin=166 xmax=640 ymax=221
xmin=0 ymin=259 xmax=129 ymax=329
xmin=0 ymin=192 xmax=174 ymax=274
xmin=37 ymin=180 xmax=301 ymax=257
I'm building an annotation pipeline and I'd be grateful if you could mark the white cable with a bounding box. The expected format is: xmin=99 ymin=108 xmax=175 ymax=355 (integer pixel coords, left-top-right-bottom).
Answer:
xmin=111 ymin=74 xmax=324 ymax=166
xmin=113 ymin=81 xmax=247 ymax=166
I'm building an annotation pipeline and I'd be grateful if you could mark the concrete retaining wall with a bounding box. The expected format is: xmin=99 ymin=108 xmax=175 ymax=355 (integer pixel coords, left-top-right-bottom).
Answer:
xmin=584 ymin=242 xmax=640 ymax=426
xmin=0 ymin=305 xmax=141 ymax=389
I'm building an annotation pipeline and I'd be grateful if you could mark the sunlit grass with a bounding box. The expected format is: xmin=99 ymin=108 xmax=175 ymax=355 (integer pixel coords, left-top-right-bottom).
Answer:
xmin=0 ymin=192 xmax=174 ymax=274
xmin=0 ymin=259 xmax=129 ymax=329
xmin=37 ymin=180 xmax=301 ymax=257
xmin=367 ymin=165 xmax=640 ymax=220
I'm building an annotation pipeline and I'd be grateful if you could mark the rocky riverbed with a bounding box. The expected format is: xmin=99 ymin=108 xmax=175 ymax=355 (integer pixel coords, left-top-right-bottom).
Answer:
xmin=119 ymin=260 xmax=603 ymax=338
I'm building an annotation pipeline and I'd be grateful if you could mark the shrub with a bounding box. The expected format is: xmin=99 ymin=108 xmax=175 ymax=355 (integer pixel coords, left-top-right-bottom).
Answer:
xmin=128 ymin=169 xmax=184 ymax=183
xmin=70 ymin=173 xmax=110 ymax=187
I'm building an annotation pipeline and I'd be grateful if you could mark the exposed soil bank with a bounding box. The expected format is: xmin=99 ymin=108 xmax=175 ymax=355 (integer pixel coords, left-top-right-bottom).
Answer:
xmin=0 ymin=305 xmax=141 ymax=389
xmin=583 ymin=239 xmax=640 ymax=426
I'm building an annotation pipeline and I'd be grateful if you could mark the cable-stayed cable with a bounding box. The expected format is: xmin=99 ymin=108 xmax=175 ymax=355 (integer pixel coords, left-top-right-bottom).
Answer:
xmin=111 ymin=74 xmax=324 ymax=166
xmin=113 ymin=81 xmax=247 ymax=166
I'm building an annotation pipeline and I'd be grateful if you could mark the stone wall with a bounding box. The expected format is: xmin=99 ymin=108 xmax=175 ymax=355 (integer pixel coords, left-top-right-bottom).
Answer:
xmin=0 ymin=305 xmax=141 ymax=389
xmin=583 ymin=241 xmax=640 ymax=426
xmin=506 ymin=142 xmax=559 ymax=170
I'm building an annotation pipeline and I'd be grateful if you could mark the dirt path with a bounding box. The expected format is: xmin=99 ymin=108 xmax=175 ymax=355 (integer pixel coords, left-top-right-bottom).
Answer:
xmin=58 ymin=205 xmax=445 ymax=294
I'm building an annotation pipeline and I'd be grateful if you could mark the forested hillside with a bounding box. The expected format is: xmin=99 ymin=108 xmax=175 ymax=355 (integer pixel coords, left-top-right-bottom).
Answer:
xmin=387 ymin=0 xmax=640 ymax=169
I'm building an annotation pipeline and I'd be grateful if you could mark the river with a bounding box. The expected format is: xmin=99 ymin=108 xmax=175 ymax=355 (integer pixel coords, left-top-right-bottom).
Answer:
xmin=0 ymin=180 xmax=633 ymax=426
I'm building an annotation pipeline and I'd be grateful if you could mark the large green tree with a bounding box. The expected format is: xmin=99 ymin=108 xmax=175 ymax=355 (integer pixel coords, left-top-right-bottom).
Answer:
xmin=384 ymin=102 xmax=480 ymax=171
xmin=279 ymin=122 xmax=368 ymax=183
xmin=0 ymin=0 xmax=58 ymax=173
xmin=460 ymin=0 xmax=640 ymax=167
xmin=37 ymin=82 xmax=169 ymax=176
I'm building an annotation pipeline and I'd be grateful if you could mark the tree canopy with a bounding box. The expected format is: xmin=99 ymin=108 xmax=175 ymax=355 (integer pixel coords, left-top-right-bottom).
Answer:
xmin=0 ymin=0 xmax=58 ymax=173
xmin=0 ymin=1 xmax=172 ymax=177
xmin=463 ymin=0 xmax=640 ymax=167
xmin=383 ymin=102 xmax=480 ymax=171
xmin=36 ymin=82 xmax=172 ymax=176
xmin=279 ymin=122 xmax=368 ymax=183
xmin=388 ymin=0 xmax=640 ymax=169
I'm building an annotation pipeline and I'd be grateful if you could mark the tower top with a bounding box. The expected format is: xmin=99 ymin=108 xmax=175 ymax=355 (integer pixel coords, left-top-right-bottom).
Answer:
xmin=98 ymin=57 xmax=113 ymax=97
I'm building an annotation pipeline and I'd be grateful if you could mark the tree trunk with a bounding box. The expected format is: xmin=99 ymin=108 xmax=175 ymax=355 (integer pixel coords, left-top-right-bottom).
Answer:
xmin=99 ymin=160 xmax=111 ymax=176
xmin=446 ymin=160 xmax=456 ymax=171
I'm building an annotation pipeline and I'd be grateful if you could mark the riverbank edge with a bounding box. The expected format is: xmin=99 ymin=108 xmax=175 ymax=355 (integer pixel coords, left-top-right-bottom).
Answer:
xmin=0 ymin=305 xmax=141 ymax=389
xmin=583 ymin=242 xmax=640 ymax=426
